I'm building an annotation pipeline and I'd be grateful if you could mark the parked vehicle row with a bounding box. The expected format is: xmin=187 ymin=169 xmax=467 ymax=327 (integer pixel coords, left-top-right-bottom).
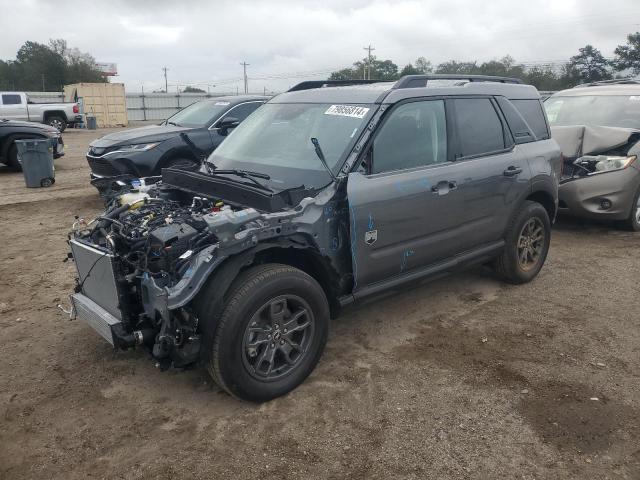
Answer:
xmin=67 ymin=74 xmax=561 ymax=401
xmin=0 ymin=91 xmax=81 ymax=132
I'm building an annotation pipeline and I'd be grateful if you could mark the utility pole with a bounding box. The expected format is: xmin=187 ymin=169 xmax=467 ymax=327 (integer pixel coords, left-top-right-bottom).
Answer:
xmin=162 ymin=67 xmax=169 ymax=93
xmin=363 ymin=44 xmax=375 ymax=80
xmin=41 ymin=73 xmax=45 ymax=91
xmin=240 ymin=61 xmax=249 ymax=94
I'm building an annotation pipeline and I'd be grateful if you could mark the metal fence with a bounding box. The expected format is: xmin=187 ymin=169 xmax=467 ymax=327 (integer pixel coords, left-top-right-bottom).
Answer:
xmin=25 ymin=91 xmax=266 ymax=123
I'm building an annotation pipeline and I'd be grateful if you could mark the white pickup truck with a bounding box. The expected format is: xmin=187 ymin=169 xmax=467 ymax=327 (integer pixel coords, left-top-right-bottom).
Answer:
xmin=0 ymin=92 xmax=81 ymax=132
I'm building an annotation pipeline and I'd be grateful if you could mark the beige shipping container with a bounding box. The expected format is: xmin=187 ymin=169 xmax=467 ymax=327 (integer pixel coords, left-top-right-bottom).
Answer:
xmin=63 ymin=83 xmax=128 ymax=128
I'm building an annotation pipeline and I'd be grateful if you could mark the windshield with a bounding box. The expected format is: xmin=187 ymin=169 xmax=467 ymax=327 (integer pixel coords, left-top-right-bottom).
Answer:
xmin=545 ymin=95 xmax=640 ymax=129
xmin=208 ymin=103 xmax=375 ymax=190
xmin=165 ymin=100 xmax=231 ymax=128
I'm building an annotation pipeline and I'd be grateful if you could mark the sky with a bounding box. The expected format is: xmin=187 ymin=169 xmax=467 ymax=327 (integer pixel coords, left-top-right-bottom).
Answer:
xmin=1 ymin=0 xmax=639 ymax=93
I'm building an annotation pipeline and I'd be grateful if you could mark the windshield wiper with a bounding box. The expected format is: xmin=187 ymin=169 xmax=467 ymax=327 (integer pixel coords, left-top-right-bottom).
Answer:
xmin=167 ymin=121 xmax=181 ymax=127
xmin=310 ymin=137 xmax=337 ymax=181
xmin=208 ymin=169 xmax=273 ymax=192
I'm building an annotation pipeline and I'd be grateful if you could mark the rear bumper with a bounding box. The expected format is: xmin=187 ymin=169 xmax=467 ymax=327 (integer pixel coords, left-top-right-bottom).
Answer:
xmin=558 ymin=167 xmax=640 ymax=220
xmin=71 ymin=293 xmax=122 ymax=346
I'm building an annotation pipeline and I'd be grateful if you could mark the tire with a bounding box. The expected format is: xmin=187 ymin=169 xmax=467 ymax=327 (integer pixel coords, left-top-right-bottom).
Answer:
xmin=46 ymin=116 xmax=66 ymax=132
xmin=619 ymin=185 xmax=640 ymax=232
xmin=493 ymin=201 xmax=551 ymax=284
xmin=6 ymin=142 xmax=21 ymax=171
xmin=198 ymin=264 xmax=329 ymax=402
xmin=163 ymin=157 xmax=199 ymax=171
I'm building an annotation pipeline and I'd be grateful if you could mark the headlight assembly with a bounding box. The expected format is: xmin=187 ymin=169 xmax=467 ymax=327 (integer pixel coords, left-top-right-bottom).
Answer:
xmin=116 ymin=143 xmax=160 ymax=153
xmin=575 ymin=155 xmax=637 ymax=175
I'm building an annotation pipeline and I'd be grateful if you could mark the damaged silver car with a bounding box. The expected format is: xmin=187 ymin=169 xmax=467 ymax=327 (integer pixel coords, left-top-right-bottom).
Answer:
xmin=545 ymin=81 xmax=640 ymax=230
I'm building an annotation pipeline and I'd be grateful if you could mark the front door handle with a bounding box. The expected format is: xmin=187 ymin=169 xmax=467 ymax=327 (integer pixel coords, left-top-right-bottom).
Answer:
xmin=431 ymin=180 xmax=457 ymax=195
xmin=503 ymin=166 xmax=523 ymax=177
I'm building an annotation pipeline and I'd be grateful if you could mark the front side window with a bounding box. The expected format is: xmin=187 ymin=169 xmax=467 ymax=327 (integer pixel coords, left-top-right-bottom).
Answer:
xmin=1 ymin=94 xmax=21 ymax=105
xmin=371 ymin=100 xmax=447 ymax=174
xmin=453 ymin=98 xmax=505 ymax=157
xmin=544 ymin=95 xmax=640 ymax=129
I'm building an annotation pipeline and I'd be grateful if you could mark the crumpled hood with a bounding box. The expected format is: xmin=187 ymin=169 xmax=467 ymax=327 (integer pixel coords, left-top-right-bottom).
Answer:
xmin=90 ymin=123 xmax=195 ymax=147
xmin=551 ymin=125 xmax=640 ymax=158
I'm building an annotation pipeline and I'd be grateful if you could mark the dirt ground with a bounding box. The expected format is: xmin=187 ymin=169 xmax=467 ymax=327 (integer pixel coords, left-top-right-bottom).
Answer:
xmin=0 ymin=128 xmax=638 ymax=480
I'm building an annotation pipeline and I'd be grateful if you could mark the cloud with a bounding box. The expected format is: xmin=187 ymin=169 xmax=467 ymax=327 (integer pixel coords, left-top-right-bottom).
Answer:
xmin=0 ymin=0 xmax=639 ymax=93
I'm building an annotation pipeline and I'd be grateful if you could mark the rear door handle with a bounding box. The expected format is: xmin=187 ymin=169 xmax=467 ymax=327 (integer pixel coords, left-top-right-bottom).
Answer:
xmin=503 ymin=166 xmax=523 ymax=177
xmin=431 ymin=180 xmax=457 ymax=195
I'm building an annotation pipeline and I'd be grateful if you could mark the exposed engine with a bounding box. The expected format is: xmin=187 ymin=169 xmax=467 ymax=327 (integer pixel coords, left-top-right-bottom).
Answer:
xmin=71 ymin=184 xmax=262 ymax=368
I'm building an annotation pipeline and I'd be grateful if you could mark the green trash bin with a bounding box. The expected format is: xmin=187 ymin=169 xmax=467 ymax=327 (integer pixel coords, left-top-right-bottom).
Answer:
xmin=15 ymin=139 xmax=55 ymax=188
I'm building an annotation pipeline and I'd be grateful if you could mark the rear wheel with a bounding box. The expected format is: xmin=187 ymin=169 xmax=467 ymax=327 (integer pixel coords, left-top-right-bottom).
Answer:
xmin=46 ymin=115 xmax=66 ymax=132
xmin=620 ymin=185 xmax=640 ymax=232
xmin=493 ymin=201 xmax=551 ymax=284
xmin=198 ymin=264 xmax=329 ymax=402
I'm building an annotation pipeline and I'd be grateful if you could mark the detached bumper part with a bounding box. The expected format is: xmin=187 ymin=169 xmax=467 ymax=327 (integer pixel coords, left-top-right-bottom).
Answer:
xmin=72 ymin=293 xmax=122 ymax=346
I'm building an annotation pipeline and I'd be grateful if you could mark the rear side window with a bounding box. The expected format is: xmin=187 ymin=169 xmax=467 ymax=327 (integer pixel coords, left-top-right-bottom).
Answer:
xmin=371 ymin=100 xmax=447 ymax=173
xmin=511 ymin=99 xmax=549 ymax=140
xmin=1 ymin=94 xmax=21 ymax=105
xmin=453 ymin=98 xmax=505 ymax=157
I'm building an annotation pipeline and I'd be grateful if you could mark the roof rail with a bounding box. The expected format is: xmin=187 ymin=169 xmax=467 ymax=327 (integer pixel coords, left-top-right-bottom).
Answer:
xmin=287 ymin=79 xmax=382 ymax=92
xmin=573 ymin=78 xmax=640 ymax=88
xmin=392 ymin=74 xmax=523 ymax=89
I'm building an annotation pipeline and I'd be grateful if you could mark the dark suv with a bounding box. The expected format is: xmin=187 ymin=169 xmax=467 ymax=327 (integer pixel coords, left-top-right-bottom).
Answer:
xmin=68 ymin=75 xmax=560 ymax=401
xmin=86 ymin=95 xmax=267 ymax=179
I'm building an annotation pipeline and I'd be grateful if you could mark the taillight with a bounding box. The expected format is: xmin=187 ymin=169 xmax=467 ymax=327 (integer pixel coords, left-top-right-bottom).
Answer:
xmin=73 ymin=104 xmax=79 ymax=114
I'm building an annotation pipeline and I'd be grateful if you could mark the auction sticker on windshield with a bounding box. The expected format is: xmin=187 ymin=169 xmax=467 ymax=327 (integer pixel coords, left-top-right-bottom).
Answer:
xmin=325 ymin=105 xmax=370 ymax=119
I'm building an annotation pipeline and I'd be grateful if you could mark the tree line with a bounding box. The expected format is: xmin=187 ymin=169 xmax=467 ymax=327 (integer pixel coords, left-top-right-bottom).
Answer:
xmin=0 ymin=39 xmax=106 ymax=91
xmin=330 ymin=32 xmax=640 ymax=90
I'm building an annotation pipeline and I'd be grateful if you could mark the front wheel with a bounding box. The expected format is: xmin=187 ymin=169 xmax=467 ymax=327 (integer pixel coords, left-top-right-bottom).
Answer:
xmin=199 ymin=264 xmax=329 ymax=402
xmin=493 ymin=201 xmax=551 ymax=284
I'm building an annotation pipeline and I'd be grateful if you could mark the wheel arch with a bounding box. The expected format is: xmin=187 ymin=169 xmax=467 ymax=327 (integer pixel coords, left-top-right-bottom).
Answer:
xmin=1 ymin=133 xmax=46 ymax=161
xmin=43 ymin=110 xmax=68 ymax=122
xmin=526 ymin=189 xmax=557 ymax=223
xmin=193 ymin=243 xmax=341 ymax=339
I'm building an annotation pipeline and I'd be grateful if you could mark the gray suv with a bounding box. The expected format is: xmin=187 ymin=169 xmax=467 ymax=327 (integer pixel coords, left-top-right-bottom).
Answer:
xmin=68 ymin=75 xmax=560 ymax=401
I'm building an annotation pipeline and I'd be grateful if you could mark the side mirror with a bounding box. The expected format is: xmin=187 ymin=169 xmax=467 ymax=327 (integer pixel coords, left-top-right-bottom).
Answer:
xmin=217 ymin=116 xmax=240 ymax=135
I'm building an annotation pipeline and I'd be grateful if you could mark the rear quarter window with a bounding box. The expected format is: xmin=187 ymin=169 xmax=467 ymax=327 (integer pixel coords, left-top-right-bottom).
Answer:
xmin=511 ymin=99 xmax=549 ymax=140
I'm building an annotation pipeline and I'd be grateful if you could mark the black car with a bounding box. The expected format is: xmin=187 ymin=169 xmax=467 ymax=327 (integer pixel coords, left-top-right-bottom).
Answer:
xmin=86 ymin=95 xmax=268 ymax=179
xmin=0 ymin=119 xmax=64 ymax=170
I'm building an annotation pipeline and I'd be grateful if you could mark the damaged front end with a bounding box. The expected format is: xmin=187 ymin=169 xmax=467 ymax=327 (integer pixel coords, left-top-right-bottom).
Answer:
xmin=552 ymin=125 xmax=640 ymax=220
xmin=68 ymin=168 xmax=347 ymax=369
